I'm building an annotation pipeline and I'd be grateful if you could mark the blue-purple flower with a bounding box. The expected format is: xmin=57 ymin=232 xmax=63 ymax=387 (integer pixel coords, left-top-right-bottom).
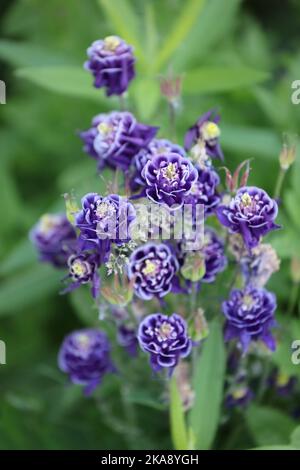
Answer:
xmin=30 ymin=213 xmax=77 ymax=267
xmin=225 ymin=386 xmax=254 ymax=408
xmin=217 ymin=187 xmax=280 ymax=250
xmin=84 ymin=36 xmax=135 ymax=96
xmin=62 ymin=251 xmax=101 ymax=298
xmin=130 ymin=138 xmax=186 ymax=191
xmin=80 ymin=111 xmax=158 ymax=171
xmin=75 ymin=193 xmax=136 ymax=256
xmin=201 ymin=228 xmax=227 ymax=283
xmin=117 ymin=325 xmax=138 ymax=357
xmin=184 ymin=166 xmax=221 ymax=216
xmin=269 ymin=370 xmax=297 ymax=397
xmin=184 ymin=109 xmax=224 ymax=160
xmin=137 ymin=313 xmax=192 ymax=372
xmin=222 ymin=285 xmax=277 ymax=352
xmin=127 ymin=243 xmax=180 ymax=300
xmin=141 ymin=153 xmax=198 ymax=209
xmin=58 ymin=329 xmax=114 ymax=395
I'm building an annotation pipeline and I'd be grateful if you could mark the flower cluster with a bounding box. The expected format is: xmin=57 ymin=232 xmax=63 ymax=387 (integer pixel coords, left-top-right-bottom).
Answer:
xmin=30 ymin=33 xmax=283 ymax=401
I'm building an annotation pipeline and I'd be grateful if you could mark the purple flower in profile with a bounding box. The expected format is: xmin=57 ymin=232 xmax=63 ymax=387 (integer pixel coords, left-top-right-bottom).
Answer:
xmin=117 ymin=325 xmax=138 ymax=357
xmin=84 ymin=36 xmax=135 ymax=96
xmin=30 ymin=213 xmax=77 ymax=267
xmin=225 ymin=386 xmax=254 ymax=408
xmin=184 ymin=166 xmax=221 ymax=216
xmin=222 ymin=285 xmax=277 ymax=352
xmin=217 ymin=186 xmax=280 ymax=250
xmin=201 ymin=229 xmax=227 ymax=283
xmin=127 ymin=243 xmax=180 ymax=300
xmin=269 ymin=370 xmax=297 ymax=397
xmin=58 ymin=329 xmax=114 ymax=395
xmin=141 ymin=153 xmax=197 ymax=209
xmin=138 ymin=313 xmax=192 ymax=372
xmin=62 ymin=251 xmax=101 ymax=298
xmin=79 ymin=111 xmax=158 ymax=171
xmin=130 ymin=139 xmax=186 ymax=191
xmin=184 ymin=109 xmax=224 ymax=160
xmin=75 ymin=193 xmax=136 ymax=256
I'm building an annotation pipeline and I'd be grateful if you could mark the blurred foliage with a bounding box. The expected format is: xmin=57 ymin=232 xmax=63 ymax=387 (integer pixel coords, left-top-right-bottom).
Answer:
xmin=0 ymin=0 xmax=300 ymax=450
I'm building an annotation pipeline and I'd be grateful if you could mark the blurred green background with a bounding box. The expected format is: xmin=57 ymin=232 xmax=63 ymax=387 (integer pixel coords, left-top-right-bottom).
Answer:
xmin=0 ymin=0 xmax=300 ymax=450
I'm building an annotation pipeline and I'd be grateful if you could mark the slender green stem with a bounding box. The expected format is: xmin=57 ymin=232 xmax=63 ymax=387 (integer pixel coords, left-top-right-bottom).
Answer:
xmin=288 ymin=282 xmax=299 ymax=315
xmin=168 ymin=101 xmax=176 ymax=141
xmin=274 ymin=168 xmax=286 ymax=199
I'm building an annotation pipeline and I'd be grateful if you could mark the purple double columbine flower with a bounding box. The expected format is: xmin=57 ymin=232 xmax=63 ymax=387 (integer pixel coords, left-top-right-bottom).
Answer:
xmin=217 ymin=186 xmax=280 ymax=250
xmin=141 ymin=152 xmax=198 ymax=209
xmin=62 ymin=251 xmax=101 ymax=298
xmin=201 ymin=228 xmax=227 ymax=283
xmin=184 ymin=109 xmax=224 ymax=160
xmin=130 ymin=138 xmax=186 ymax=191
xmin=75 ymin=193 xmax=136 ymax=257
xmin=58 ymin=328 xmax=114 ymax=395
xmin=137 ymin=313 xmax=192 ymax=372
xmin=30 ymin=213 xmax=77 ymax=267
xmin=184 ymin=166 xmax=221 ymax=216
xmin=84 ymin=36 xmax=135 ymax=96
xmin=225 ymin=386 xmax=254 ymax=408
xmin=222 ymin=285 xmax=277 ymax=353
xmin=80 ymin=111 xmax=158 ymax=171
xmin=117 ymin=325 xmax=138 ymax=357
xmin=127 ymin=242 xmax=180 ymax=300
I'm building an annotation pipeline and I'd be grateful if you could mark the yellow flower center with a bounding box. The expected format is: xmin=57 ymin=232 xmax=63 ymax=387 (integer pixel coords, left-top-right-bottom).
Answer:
xmin=104 ymin=35 xmax=120 ymax=51
xmin=97 ymin=122 xmax=112 ymax=136
xmin=72 ymin=261 xmax=86 ymax=277
xmin=158 ymin=322 xmax=173 ymax=340
xmin=241 ymin=192 xmax=252 ymax=207
xmin=201 ymin=121 xmax=220 ymax=141
xmin=243 ymin=294 xmax=254 ymax=308
xmin=142 ymin=259 xmax=158 ymax=277
xmin=162 ymin=162 xmax=178 ymax=181
xmin=232 ymin=387 xmax=247 ymax=400
xmin=39 ymin=214 xmax=57 ymax=233
xmin=96 ymin=202 xmax=114 ymax=219
xmin=276 ymin=372 xmax=289 ymax=387
xmin=76 ymin=333 xmax=90 ymax=349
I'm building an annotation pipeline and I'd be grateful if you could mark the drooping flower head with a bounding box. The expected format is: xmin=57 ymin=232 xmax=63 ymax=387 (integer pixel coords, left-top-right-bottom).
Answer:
xmin=58 ymin=329 xmax=114 ymax=395
xmin=137 ymin=313 xmax=192 ymax=372
xmin=184 ymin=166 xmax=221 ymax=216
xmin=75 ymin=193 xmax=136 ymax=256
xmin=269 ymin=370 xmax=297 ymax=397
xmin=117 ymin=325 xmax=138 ymax=357
xmin=225 ymin=385 xmax=254 ymax=408
xmin=240 ymin=243 xmax=280 ymax=287
xmin=184 ymin=109 xmax=224 ymax=160
xmin=141 ymin=153 xmax=198 ymax=209
xmin=62 ymin=251 xmax=101 ymax=298
xmin=200 ymin=228 xmax=227 ymax=283
xmin=30 ymin=213 xmax=77 ymax=267
xmin=222 ymin=285 xmax=277 ymax=352
xmin=130 ymin=138 xmax=186 ymax=191
xmin=84 ymin=36 xmax=135 ymax=96
xmin=127 ymin=242 xmax=180 ymax=300
xmin=80 ymin=111 xmax=158 ymax=171
xmin=217 ymin=186 xmax=280 ymax=250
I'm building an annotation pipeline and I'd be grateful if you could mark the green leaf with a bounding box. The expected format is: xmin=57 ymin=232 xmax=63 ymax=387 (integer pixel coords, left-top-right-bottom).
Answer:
xmin=252 ymin=445 xmax=298 ymax=450
xmin=127 ymin=390 xmax=166 ymax=411
xmin=0 ymin=264 xmax=61 ymax=316
xmin=98 ymin=0 xmax=145 ymax=66
xmin=290 ymin=426 xmax=300 ymax=449
xmin=16 ymin=66 xmax=113 ymax=103
xmin=154 ymin=0 xmax=206 ymax=72
xmin=285 ymin=190 xmax=300 ymax=230
xmin=246 ymin=405 xmax=295 ymax=446
xmin=0 ymin=40 xmax=68 ymax=67
xmin=69 ymin=287 xmax=97 ymax=326
xmin=132 ymin=78 xmax=160 ymax=121
xmin=221 ymin=124 xmax=281 ymax=160
xmin=190 ymin=320 xmax=225 ymax=449
xmin=170 ymin=376 xmax=188 ymax=450
xmin=172 ymin=0 xmax=241 ymax=70
xmin=184 ymin=66 xmax=269 ymax=94
xmin=144 ymin=3 xmax=158 ymax=67
xmin=0 ymin=239 xmax=35 ymax=276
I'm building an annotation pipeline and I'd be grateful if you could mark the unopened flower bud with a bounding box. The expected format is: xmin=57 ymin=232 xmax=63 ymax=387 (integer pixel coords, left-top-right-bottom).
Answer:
xmin=279 ymin=135 xmax=297 ymax=171
xmin=291 ymin=257 xmax=300 ymax=283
